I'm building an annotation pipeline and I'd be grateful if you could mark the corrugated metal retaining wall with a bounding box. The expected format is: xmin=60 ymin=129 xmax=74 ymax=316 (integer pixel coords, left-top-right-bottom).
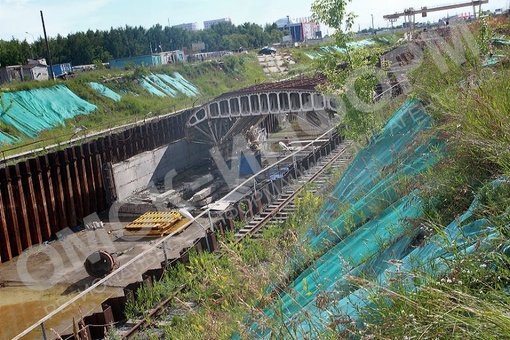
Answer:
xmin=0 ymin=111 xmax=192 ymax=263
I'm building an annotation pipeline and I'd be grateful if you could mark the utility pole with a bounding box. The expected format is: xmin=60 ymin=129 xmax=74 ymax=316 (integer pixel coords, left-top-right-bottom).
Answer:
xmin=40 ymin=10 xmax=55 ymax=80
xmin=287 ymin=15 xmax=292 ymax=43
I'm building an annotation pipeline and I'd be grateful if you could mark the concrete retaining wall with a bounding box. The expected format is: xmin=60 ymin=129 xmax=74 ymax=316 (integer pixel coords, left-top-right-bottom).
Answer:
xmin=112 ymin=140 xmax=211 ymax=201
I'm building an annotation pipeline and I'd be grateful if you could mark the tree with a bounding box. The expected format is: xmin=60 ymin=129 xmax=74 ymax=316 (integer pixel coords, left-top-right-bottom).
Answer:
xmin=0 ymin=39 xmax=28 ymax=65
xmin=0 ymin=19 xmax=288 ymax=66
xmin=312 ymin=0 xmax=386 ymax=139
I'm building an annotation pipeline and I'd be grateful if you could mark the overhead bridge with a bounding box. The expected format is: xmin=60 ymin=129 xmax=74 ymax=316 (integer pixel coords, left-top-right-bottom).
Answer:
xmin=186 ymin=77 xmax=337 ymax=145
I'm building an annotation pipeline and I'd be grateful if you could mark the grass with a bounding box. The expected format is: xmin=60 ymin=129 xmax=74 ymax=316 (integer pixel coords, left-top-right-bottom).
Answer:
xmin=122 ymin=189 xmax=329 ymax=339
xmin=144 ymin=17 xmax=510 ymax=340
xmin=351 ymin=16 xmax=510 ymax=339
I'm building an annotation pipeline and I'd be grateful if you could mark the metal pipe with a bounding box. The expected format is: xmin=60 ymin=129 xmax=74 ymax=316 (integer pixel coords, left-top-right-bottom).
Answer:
xmin=40 ymin=323 xmax=47 ymax=340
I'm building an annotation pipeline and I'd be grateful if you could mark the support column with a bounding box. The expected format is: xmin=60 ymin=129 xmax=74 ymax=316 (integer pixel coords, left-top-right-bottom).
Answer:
xmin=21 ymin=161 xmax=43 ymax=245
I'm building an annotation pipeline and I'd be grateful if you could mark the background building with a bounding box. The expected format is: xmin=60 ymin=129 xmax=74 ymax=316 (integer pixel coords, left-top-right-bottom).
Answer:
xmin=275 ymin=17 xmax=321 ymax=43
xmin=22 ymin=63 xmax=49 ymax=81
xmin=288 ymin=22 xmax=321 ymax=42
xmin=160 ymin=50 xmax=185 ymax=64
xmin=172 ymin=22 xmax=197 ymax=31
xmin=203 ymin=18 xmax=231 ymax=29
xmin=0 ymin=65 xmax=23 ymax=84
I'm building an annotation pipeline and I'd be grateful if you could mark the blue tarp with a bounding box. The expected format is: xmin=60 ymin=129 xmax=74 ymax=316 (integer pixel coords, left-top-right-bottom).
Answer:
xmin=0 ymin=85 xmax=97 ymax=138
xmin=139 ymin=73 xmax=200 ymax=97
xmin=170 ymin=72 xmax=201 ymax=96
xmin=240 ymin=99 xmax=482 ymax=338
xmin=89 ymin=82 xmax=122 ymax=101
xmin=139 ymin=78 xmax=167 ymax=97
xmin=145 ymin=74 xmax=178 ymax=97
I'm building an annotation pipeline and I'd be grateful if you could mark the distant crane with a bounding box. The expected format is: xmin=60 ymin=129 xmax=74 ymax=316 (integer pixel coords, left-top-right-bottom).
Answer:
xmin=383 ymin=0 xmax=489 ymax=36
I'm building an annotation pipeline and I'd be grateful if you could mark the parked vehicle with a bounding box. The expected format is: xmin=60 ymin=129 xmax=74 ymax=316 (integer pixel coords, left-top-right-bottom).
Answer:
xmin=258 ymin=46 xmax=276 ymax=55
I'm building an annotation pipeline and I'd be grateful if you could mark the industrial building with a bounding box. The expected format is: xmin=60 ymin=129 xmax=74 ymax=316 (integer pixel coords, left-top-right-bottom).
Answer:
xmin=0 ymin=59 xmax=76 ymax=84
xmin=160 ymin=50 xmax=186 ymax=64
xmin=109 ymin=54 xmax=163 ymax=69
xmin=0 ymin=65 xmax=24 ymax=84
xmin=0 ymin=59 xmax=50 ymax=84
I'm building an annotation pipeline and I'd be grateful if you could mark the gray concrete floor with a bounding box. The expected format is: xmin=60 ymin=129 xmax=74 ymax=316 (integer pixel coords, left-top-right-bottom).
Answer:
xmin=0 ymin=218 xmax=207 ymax=339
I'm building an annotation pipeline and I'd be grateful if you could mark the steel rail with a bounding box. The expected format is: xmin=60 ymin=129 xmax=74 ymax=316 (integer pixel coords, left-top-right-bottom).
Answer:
xmin=232 ymin=143 xmax=349 ymax=245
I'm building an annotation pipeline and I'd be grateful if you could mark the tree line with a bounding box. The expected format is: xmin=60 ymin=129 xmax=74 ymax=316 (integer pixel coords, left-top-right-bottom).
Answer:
xmin=0 ymin=22 xmax=285 ymax=67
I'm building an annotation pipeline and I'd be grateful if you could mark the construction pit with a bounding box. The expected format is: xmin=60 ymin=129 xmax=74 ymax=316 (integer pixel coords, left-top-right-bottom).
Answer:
xmin=0 ymin=90 xmax=341 ymax=338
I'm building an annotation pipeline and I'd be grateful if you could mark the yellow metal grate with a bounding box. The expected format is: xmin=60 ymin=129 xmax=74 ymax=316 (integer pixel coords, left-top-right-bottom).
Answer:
xmin=124 ymin=210 xmax=190 ymax=237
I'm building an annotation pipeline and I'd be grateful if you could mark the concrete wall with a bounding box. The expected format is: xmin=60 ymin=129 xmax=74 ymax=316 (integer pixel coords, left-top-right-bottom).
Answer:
xmin=112 ymin=140 xmax=211 ymax=201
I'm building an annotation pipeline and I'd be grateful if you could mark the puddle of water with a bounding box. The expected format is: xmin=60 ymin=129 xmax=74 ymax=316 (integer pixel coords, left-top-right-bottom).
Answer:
xmin=0 ymin=284 xmax=122 ymax=340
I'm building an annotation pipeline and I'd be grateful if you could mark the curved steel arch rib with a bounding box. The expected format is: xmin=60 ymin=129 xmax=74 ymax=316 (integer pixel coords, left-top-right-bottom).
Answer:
xmin=186 ymin=88 xmax=337 ymax=145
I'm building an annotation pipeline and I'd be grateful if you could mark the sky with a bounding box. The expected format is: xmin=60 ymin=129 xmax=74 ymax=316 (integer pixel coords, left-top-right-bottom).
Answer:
xmin=0 ymin=0 xmax=508 ymax=41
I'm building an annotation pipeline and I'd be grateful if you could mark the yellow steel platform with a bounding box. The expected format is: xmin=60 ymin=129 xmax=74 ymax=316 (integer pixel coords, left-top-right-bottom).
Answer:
xmin=123 ymin=211 xmax=190 ymax=237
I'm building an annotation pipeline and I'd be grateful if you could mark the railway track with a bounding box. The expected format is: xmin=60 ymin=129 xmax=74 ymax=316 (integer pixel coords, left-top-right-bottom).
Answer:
xmin=233 ymin=142 xmax=351 ymax=242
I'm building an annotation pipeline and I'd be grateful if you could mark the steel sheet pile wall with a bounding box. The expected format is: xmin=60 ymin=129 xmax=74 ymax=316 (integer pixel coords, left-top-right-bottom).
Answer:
xmin=0 ymin=111 xmax=190 ymax=263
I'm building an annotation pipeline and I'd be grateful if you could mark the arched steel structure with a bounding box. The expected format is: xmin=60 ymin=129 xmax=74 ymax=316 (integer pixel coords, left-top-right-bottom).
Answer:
xmin=186 ymin=86 xmax=337 ymax=145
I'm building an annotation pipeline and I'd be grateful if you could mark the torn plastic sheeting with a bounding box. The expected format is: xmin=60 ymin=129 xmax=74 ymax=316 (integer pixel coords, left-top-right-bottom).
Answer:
xmin=482 ymin=55 xmax=505 ymax=67
xmin=493 ymin=36 xmax=510 ymax=46
xmin=89 ymin=82 xmax=122 ymax=101
xmin=304 ymin=52 xmax=322 ymax=60
xmin=139 ymin=78 xmax=167 ymax=97
xmin=145 ymin=74 xmax=177 ymax=97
